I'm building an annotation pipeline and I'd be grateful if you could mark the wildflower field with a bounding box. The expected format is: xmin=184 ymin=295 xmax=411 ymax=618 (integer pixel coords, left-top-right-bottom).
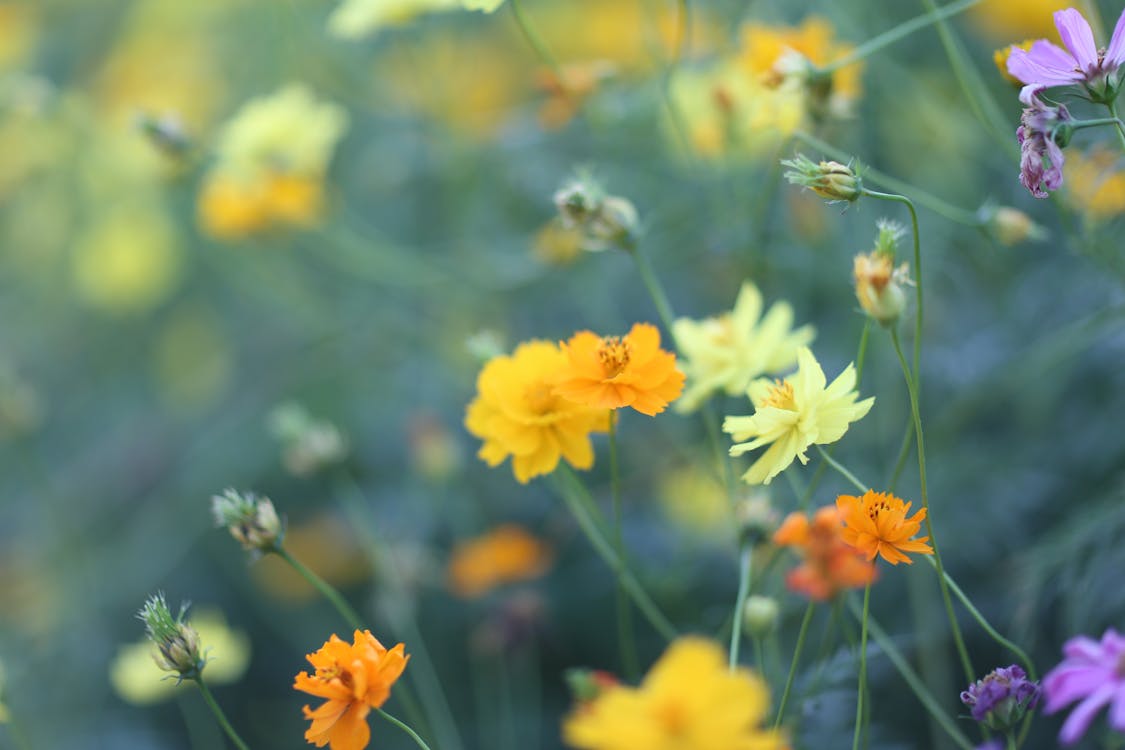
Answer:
xmin=3 ymin=0 xmax=1125 ymax=748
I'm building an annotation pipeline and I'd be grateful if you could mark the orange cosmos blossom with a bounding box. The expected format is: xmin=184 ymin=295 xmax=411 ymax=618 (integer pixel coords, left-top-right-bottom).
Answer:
xmin=836 ymin=490 xmax=934 ymax=566
xmin=554 ymin=323 xmax=685 ymax=416
xmin=293 ymin=630 xmax=409 ymax=750
xmin=773 ymin=506 xmax=876 ymax=600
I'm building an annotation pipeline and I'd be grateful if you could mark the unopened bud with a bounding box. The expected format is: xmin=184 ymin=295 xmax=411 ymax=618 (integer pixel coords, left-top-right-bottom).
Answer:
xmin=873 ymin=219 xmax=906 ymax=258
xmin=735 ymin=494 xmax=779 ymax=546
xmin=854 ymin=251 xmax=911 ymax=325
xmin=211 ymin=489 xmax=284 ymax=554
xmin=553 ymin=173 xmax=639 ymax=252
xmin=742 ymin=595 xmax=780 ymax=638
xmin=782 ymin=154 xmax=862 ymax=203
xmin=138 ymin=593 xmax=205 ymax=680
xmin=980 ymin=206 xmax=1046 ymax=246
xmin=267 ymin=403 xmax=348 ymax=477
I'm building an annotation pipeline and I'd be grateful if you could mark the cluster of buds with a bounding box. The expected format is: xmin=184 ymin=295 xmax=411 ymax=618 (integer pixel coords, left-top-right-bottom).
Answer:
xmin=553 ymin=173 xmax=639 ymax=252
xmin=138 ymin=594 xmax=205 ymax=681
xmin=782 ymin=154 xmax=862 ymax=204
xmin=210 ymin=488 xmax=284 ymax=556
xmin=854 ymin=220 xmax=912 ymax=326
xmin=961 ymin=664 xmax=1041 ymax=731
xmin=268 ymin=402 xmax=348 ymax=477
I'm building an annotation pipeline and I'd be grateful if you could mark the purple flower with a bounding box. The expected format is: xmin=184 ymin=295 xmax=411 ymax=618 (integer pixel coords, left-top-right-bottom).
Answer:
xmin=961 ymin=664 xmax=1041 ymax=731
xmin=1007 ymin=7 xmax=1125 ymax=99
xmin=1017 ymin=85 xmax=1074 ymax=198
xmin=1043 ymin=628 xmax=1125 ymax=746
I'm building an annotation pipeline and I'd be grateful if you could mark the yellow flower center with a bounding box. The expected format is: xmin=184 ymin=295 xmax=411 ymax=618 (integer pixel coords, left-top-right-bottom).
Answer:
xmin=597 ymin=336 xmax=631 ymax=378
xmin=865 ymin=496 xmax=894 ymax=522
xmin=655 ymin=701 xmax=689 ymax=736
xmin=761 ymin=379 xmax=796 ymax=410
xmin=525 ymin=382 xmax=556 ymax=415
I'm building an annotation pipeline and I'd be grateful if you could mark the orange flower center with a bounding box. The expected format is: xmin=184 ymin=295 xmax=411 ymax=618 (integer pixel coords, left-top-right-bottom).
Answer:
xmin=761 ymin=379 xmax=796 ymax=410
xmin=597 ymin=336 xmax=631 ymax=378
xmin=655 ymin=701 xmax=689 ymax=736
xmin=525 ymin=381 xmax=556 ymax=415
xmin=865 ymin=497 xmax=894 ymax=522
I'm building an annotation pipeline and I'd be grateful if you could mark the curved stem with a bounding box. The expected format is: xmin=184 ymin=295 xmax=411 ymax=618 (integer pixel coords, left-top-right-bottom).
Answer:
xmin=194 ymin=678 xmax=251 ymax=750
xmin=608 ymin=414 xmax=639 ymax=680
xmin=889 ymin=329 xmax=975 ymax=685
xmin=773 ymin=600 xmax=815 ymax=730
xmin=508 ymin=0 xmax=566 ymax=88
xmin=728 ymin=543 xmax=753 ymax=668
xmin=272 ymin=545 xmax=364 ymax=631
xmin=378 ymin=709 xmax=435 ymax=750
xmin=815 ymin=445 xmax=868 ymax=493
xmin=1108 ymin=101 xmax=1125 ymax=151
xmin=852 ymin=583 xmax=871 ymax=750
xmin=627 ymin=240 xmax=677 ymax=333
xmin=555 ymin=467 xmax=679 ymax=641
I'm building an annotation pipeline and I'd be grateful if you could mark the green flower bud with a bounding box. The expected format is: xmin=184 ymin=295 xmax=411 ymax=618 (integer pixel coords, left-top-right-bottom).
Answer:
xmin=741 ymin=595 xmax=780 ymax=638
xmin=210 ymin=489 xmax=284 ymax=554
xmin=138 ymin=594 xmax=205 ymax=680
xmin=782 ymin=153 xmax=862 ymax=203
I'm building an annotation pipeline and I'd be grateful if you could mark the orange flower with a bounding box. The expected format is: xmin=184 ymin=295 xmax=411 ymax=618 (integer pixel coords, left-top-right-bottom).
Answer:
xmin=554 ymin=323 xmax=685 ymax=416
xmin=836 ymin=490 xmax=934 ymax=565
xmin=447 ymin=524 xmax=553 ymax=598
xmin=773 ymin=507 xmax=876 ymax=600
xmin=293 ymin=630 xmax=409 ymax=750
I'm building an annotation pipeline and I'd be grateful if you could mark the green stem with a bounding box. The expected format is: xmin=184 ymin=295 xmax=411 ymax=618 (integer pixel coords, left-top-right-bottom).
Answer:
xmin=728 ymin=543 xmax=753 ymax=668
xmin=889 ymin=329 xmax=975 ymax=685
xmin=815 ymin=445 xmax=868 ymax=493
xmin=556 ymin=467 xmax=679 ymax=641
xmin=194 ymin=678 xmax=251 ymax=750
xmin=508 ymin=0 xmax=566 ymax=86
xmin=378 ymin=709 xmax=434 ymax=750
xmin=852 ymin=583 xmax=871 ymax=750
xmin=1071 ymin=117 xmax=1125 ymax=131
xmin=1108 ymin=101 xmax=1125 ymax=151
xmin=626 ymin=239 xmax=677 ymax=333
xmin=773 ymin=600 xmax=816 ymax=730
xmin=888 ymin=421 xmax=914 ymax=493
xmin=608 ymin=414 xmax=639 ymax=680
xmin=821 ymin=0 xmax=984 ymax=72
xmin=1006 ymin=732 xmax=1017 ymax=750
xmin=702 ymin=401 xmax=738 ymax=510
xmin=272 ymin=545 xmax=364 ymax=631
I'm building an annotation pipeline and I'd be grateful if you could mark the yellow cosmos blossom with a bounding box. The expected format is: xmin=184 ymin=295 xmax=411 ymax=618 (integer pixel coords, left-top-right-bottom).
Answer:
xmin=969 ymin=0 xmax=1067 ymax=41
xmin=837 ymin=490 xmax=933 ymax=565
xmin=563 ymin=637 xmax=787 ymax=750
xmin=447 ymin=524 xmax=552 ymax=598
xmin=465 ymin=341 xmax=610 ymax=484
xmin=673 ymin=281 xmax=815 ymax=413
xmin=723 ymin=348 xmax=874 ymax=485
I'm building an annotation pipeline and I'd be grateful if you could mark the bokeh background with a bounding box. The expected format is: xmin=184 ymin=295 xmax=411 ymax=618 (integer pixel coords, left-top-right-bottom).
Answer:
xmin=1 ymin=0 xmax=1124 ymax=748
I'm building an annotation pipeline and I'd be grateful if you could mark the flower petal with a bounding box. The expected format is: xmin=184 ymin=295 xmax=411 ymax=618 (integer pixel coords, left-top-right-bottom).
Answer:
xmin=1054 ymin=8 xmax=1099 ymax=71
xmin=1107 ymin=7 xmax=1125 ymax=66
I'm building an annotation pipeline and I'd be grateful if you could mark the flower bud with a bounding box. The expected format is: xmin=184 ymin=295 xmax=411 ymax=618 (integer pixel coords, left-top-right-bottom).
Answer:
xmin=979 ymin=206 xmax=1046 ymax=246
xmin=741 ymin=595 xmax=779 ymax=638
xmin=782 ymin=154 xmax=862 ymax=203
xmin=565 ymin=668 xmax=620 ymax=705
xmin=854 ymin=251 xmax=911 ymax=325
xmin=211 ymin=488 xmax=284 ymax=554
xmin=268 ymin=403 xmax=348 ymax=477
xmin=134 ymin=111 xmax=193 ymax=158
xmin=138 ymin=594 xmax=205 ymax=680
xmin=552 ymin=173 xmax=640 ymax=252
xmin=735 ymin=494 xmax=778 ymax=547
xmin=873 ymin=219 xmax=906 ymax=258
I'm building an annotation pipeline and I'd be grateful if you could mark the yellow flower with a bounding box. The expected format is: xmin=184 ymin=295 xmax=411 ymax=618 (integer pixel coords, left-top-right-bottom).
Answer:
xmin=673 ymin=281 xmax=815 ymax=413
xmin=657 ymin=464 xmax=730 ymax=536
xmin=447 ymin=524 xmax=552 ymax=598
xmin=465 ymin=341 xmax=609 ymax=483
xmin=327 ymin=0 xmax=459 ymax=39
xmin=1064 ymin=147 xmax=1125 ymax=222
xmin=969 ymin=0 xmax=1068 ymax=41
xmin=853 ymin=252 xmax=910 ymax=325
xmin=723 ymin=348 xmax=874 ymax=485
xmin=563 ymin=637 xmax=788 ymax=750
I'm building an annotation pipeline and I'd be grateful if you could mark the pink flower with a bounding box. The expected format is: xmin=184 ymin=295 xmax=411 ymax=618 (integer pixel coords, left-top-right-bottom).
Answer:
xmin=1042 ymin=628 xmax=1125 ymax=746
xmin=1007 ymin=7 xmax=1125 ymax=100
xmin=1016 ymin=85 xmax=1073 ymax=198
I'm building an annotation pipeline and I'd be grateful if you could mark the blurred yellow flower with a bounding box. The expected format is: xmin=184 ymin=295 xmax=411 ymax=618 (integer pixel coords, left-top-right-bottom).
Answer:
xmin=447 ymin=524 xmax=553 ymax=598
xmin=1064 ymin=147 xmax=1125 ymax=222
xmin=563 ymin=637 xmax=787 ymax=750
xmin=657 ymin=464 xmax=729 ymax=536
xmin=71 ymin=202 xmax=181 ymax=314
xmin=465 ymin=340 xmax=609 ymax=484
xmin=533 ymin=218 xmax=586 ymax=265
xmin=253 ymin=515 xmax=370 ymax=602
xmin=328 ymin=0 xmax=459 ymax=39
xmin=0 ymin=4 xmax=38 ymax=71
xmin=109 ymin=608 xmax=250 ymax=706
xmin=673 ymin=281 xmax=815 ymax=413
xmin=969 ymin=0 xmax=1067 ymax=41
xmin=724 ymin=348 xmax=873 ymax=485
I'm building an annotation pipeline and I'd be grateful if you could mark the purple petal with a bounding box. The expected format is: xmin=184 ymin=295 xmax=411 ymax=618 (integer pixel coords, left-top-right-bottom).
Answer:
xmin=1107 ymin=7 xmax=1125 ymax=66
xmin=1028 ymin=39 xmax=1082 ymax=71
xmin=1008 ymin=47 xmax=1084 ymax=86
xmin=1055 ymin=8 xmax=1100 ymax=71
xmin=1111 ymin=685 xmax=1125 ymax=730
xmin=1064 ymin=635 xmax=1108 ymax=662
xmin=1059 ymin=683 xmax=1117 ymax=745
xmin=1019 ymin=84 xmax=1046 ymax=106
xmin=1044 ymin=665 xmax=1113 ymax=712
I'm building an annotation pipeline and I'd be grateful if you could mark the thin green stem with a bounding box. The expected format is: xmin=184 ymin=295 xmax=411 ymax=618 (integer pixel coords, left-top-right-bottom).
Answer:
xmin=927 ymin=557 xmax=1036 ymax=679
xmin=888 ymin=421 xmax=914 ymax=493
xmin=821 ymin=0 xmax=984 ymax=72
xmin=1006 ymin=732 xmax=1017 ymax=750
xmin=1108 ymin=101 xmax=1125 ymax=151
xmin=1071 ymin=116 xmax=1125 ymax=131
xmin=815 ymin=445 xmax=868 ymax=493
xmin=378 ymin=709 xmax=434 ymax=750
xmin=774 ymin=601 xmax=815 ymax=730
xmin=194 ymin=678 xmax=251 ymax=750
xmin=728 ymin=543 xmax=753 ymax=668
xmin=852 ymin=583 xmax=871 ymax=750
xmin=627 ymin=240 xmax=677 ymax=333
xmin=608 ymin=414 xmax=639 ymax=680
xmin=508 ymin=0 xmax=566 ymax=86
xmin=889 ymin=329 xmax=975 ymax=685
xmin=272 ymin=545 xmax=364 ymax=631
xmin=702 ymin=401 xmax=738 ymax=509
xmin=556 ymin=467 xmax=679 ymax=641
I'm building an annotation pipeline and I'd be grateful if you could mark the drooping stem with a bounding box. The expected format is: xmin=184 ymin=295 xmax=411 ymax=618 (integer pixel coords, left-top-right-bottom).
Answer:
xmin=194 ymin=677 xmax=251 ymax=750
xmin=378 ymin=709 xmax=435 ymax=750
xmin=626 ymin=239 xmax=677 ymax=333
xmin=815 ymin=445 xmax=868 ymax=493
xmin=889 ymin=329 xmax=975 ymax=685
xmin=773 ymin=600 xmax=815 ymax=730
xmin=851 ymin=583 xmax=871 ymax=750
xmin=555 ymin=467 xmax=679 ymax=641
xmin=1108 ymin=101 xmax=1125 ymax=151
xmin=608 ymin=413 xmax=639 ymax=680
xmin=728 ymin=543 xmax=753 ymax=668
xmin=272 ymin=545 xmax=364 ymax=632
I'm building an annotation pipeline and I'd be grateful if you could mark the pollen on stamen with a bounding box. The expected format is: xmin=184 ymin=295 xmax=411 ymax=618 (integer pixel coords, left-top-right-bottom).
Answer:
xmin=761 ymin=379 xmax=797 ymax=410
xmin=597 ymin=336 xmax=631 ymax=378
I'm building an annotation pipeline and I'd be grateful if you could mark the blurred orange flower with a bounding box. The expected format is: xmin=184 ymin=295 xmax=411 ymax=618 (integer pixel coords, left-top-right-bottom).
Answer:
xmin=773 ymin=507 xmax=876 ymax=600
xmin=448 ymin=524 xmax=552 ymax=598
xmin=554 ymin=323 xmax=685 ymax=416
xmin=837 ymin=490 xmax=933 ymax=566
xmin=293 ymin=630 xmax=409 ymax=750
